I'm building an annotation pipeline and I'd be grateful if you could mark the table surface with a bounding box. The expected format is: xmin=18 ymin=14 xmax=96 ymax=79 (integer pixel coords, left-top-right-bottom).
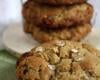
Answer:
xmin=0 ymin=50 xmax=17 ymax=80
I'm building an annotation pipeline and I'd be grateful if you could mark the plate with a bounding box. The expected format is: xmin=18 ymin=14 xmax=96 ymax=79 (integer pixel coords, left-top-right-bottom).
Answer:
xmin=3 ymin=23 xmax=39 ymax=57
xmin=3 ymin=23 xmax=100 ymax=57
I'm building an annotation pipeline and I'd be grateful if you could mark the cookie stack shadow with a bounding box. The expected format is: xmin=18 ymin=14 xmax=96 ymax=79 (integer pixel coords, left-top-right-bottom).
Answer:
xmin=23 ymin=0 xmax=93 ymax=43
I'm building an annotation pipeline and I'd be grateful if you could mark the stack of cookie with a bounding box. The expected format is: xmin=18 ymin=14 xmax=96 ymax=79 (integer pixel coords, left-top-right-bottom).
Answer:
xmin=23 ymin=0 xmax=93 ymax=43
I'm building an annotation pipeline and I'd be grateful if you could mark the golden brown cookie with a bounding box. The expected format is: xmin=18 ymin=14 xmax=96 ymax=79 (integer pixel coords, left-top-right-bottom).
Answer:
xmin=29 ymin=0 xmax=87 ymax=5
xmin=24 ymin=21 xmax=92 ymax=43
xmin=23 ymin=1 xmax=93 ymax=28
xmin=16 ymin=40 xmax=100 ymax=80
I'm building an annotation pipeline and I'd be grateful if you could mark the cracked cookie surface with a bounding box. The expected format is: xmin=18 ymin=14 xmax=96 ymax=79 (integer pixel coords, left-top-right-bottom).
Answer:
xmin=16 ymin=40 xmax=100 ymax=80
xmin=24 ymin=21 xmax=92 ymax=43
xmin=23 ymin=1 xmax=93 ymax=28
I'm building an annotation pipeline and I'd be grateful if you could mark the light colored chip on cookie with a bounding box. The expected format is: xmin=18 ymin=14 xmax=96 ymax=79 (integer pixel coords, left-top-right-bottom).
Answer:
xmin=48 ymin=64 xmax=56 ymax=70
xmin=55 ymin=40 xmax=65 ymax=47
xmin=71 ymin=49 xmax=79 ymax=53
xmin=35 ymin=46 xmax=44 ymax=53
xmin=71 ymin=49 xmax=85 ymax=61
xmin=72 ymin=52 xmax=84 ymax=61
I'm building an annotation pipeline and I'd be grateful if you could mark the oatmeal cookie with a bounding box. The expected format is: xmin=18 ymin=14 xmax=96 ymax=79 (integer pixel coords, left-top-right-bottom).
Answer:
xmin=16 ymin=40 xmax=100 ymax=80
xmin=24 ymin=21 xmax=92 ymax=43
xmin=23 ymin=1 xmax=93 ymax=28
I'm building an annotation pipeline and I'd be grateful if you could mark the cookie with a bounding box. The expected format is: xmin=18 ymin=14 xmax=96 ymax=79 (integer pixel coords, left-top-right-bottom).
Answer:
xmin=24 ymin=21 xmax=92 ymax=43
xmin=16 ymin=40 xmax=100 ymax=80
xmin=29 ymin=0 xmax=87 ymax=5
xmin=23 ymin=1 xmax=93 ymax=28
xmin=23 ymin=22 xmax=33 ymax=33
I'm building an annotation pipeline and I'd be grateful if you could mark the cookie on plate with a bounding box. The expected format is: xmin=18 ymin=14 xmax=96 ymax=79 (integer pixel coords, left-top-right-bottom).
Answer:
xmin=23 ymin=1 xmax=93 ymax=28
xmin=29 ymin=0 xmax=87 ymax=5
xmin=16 ymin=40 xmax=100 ymax=80
xmin=24 ymin=21 xmax=92 ymax=43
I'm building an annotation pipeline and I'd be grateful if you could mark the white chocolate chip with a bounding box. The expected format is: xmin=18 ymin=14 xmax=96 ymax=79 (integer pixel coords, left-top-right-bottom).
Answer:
xmin=56 ymin=41 xmax=65 ymax=47
xmin=48 ymin=64 xmax=56 ymax=70
xmin=71 ymin=49 xmax=78 ymax=53
xmin=35 ymin=46 xmax=44 ymax=52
